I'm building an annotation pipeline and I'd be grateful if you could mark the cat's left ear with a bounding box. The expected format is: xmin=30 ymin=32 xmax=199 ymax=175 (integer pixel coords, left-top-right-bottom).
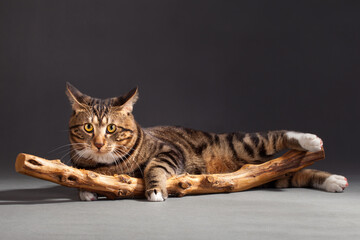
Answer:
xmin=112 ymin=87 xmax=139 ymax=113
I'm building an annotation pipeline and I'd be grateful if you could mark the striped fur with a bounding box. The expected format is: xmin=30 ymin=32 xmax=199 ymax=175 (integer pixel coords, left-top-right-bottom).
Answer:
xmin=66 ymin=83 xmax=348 ymax=201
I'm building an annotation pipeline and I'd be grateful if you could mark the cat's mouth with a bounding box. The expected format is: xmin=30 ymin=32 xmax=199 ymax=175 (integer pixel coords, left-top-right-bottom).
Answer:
xmin=74 ymin=148 xmax=117 ymax=164
xmin=93 ymin=149 xmax=108 ymax=154
xmin=91 ymin=145 xmax=113 ymax=155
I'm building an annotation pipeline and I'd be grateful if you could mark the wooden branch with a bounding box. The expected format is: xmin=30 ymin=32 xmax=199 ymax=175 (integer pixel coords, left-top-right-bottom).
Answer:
xmin=15 ymin=149 xmax=325 ymax=199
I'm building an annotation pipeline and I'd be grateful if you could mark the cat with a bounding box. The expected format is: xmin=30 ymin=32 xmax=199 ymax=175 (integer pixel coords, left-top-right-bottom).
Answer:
xmin=66 ymin=82 xmax=348 ymax=202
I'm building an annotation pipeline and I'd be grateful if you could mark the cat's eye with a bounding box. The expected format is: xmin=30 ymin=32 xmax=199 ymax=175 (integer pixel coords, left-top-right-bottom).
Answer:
xmin=84 ymin=123 xmax=94 ymax=133
xmin=106 ymin=124 xmax=116 ymax=134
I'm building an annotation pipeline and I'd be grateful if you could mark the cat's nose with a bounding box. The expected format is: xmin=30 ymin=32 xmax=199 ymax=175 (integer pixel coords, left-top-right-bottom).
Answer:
xmin=94 ymin=142 xmax=104 ymax=150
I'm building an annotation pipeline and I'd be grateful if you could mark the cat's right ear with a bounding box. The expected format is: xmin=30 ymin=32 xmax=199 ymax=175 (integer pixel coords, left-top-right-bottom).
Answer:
xmin=65 ymin=82 xmax=90 ymax=111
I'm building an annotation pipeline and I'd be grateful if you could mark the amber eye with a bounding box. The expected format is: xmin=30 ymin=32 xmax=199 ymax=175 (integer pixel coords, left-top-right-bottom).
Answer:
xmin=84 ymin=123 xmax=94 ymax=133
xmin=106 ymin=124 xmax=116 ymax=134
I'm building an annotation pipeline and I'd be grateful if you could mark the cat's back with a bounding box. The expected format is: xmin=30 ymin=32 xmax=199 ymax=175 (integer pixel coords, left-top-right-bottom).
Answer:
xmin=144 ymin=125 xmax=215 ymax=144
xmin=143 ymin=125 xmax=219 ymax=160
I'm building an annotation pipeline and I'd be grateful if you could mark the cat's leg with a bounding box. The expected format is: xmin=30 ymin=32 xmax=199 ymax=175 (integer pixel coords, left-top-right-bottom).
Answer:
xmin=144 ymin=152 xmax=180 ymax=202
xmin=274 ymin=169 xmax=349 ymax=192
xmin=79 ymin=190 xmax=98 ymax=201
xmin=231 ymin=130 xmax=323 ymax=163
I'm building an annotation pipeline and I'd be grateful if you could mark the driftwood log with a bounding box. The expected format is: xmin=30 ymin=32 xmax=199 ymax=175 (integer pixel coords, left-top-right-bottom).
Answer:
xmin=15 ymin=149 xmax=325 ymax=199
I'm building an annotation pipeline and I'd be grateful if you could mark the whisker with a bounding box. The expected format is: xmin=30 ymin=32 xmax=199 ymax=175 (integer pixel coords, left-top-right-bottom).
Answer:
xmin=113 ymin=150 xmax=131 ymax=173
xmin=60 ymin=149 xmax=77 ymax=165
xmin=113 ymin=152 xmax=126 ymax=174
xmin=114 ymin=146 xmax=144 ymax=176
xmin=48 ymin=143 xmax=86 ymax=154
xmin=73 ymin=148 xmax=88 ymax=164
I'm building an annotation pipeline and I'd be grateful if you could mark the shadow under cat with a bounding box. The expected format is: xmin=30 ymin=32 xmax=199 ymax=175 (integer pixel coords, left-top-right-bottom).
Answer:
xmin=0 ymin=182 xmax=291 ymax=205
xmin=0 ymin=185 xmax=79 ymax=205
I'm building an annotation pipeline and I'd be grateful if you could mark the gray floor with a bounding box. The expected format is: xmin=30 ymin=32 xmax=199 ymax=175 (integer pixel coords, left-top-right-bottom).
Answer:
xmin=1 ymin=174 xmax=359 ymax=240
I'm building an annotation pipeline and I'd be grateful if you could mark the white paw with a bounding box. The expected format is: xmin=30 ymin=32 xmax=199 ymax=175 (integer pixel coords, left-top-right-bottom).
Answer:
xmin=79 ymin=190 xmax=98 ymax=201
xmin=286 ymin=132 xmax=323 ymax=152
xmin=148 ymin=191 xmax=165 ymax=202
xmin=319 ymin=175 xmax=349 ymax=193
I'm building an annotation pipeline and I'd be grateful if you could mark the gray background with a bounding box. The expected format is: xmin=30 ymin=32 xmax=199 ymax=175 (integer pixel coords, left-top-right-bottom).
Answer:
xmin=1 ymin=0 xmax=359 ymax=175
xmin=0 ymin=1 xmax=360 ymax=239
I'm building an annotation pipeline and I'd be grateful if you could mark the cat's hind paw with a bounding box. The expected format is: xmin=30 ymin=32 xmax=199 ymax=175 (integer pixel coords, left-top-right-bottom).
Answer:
xmin=79 ymin=190 xmax=98 ymax=201
xmin=286 ymin=132 xmax=323 ymax=152
xmin=319 ymin=175 xmax=349 ymax=193
xmin=299 ymin=133 xmax=323 ymax=152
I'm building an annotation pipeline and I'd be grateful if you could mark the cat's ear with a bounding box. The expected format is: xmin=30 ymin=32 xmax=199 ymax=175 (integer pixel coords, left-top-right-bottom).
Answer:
xmin=65 ymin=82 xmax=91 ymax=111
xmin=112 ymin=87 xmax=139 ymax=113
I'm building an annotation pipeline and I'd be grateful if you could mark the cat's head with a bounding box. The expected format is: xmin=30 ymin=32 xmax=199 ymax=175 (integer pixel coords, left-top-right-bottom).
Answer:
xmin=66 ymin=82 xmax=139 ymax=166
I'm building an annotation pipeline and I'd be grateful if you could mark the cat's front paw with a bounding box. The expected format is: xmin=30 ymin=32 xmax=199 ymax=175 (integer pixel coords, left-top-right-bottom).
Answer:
xmin=319 ymin=175 xmax=349 ymax=193
xmin=145 ymin=188 xmax=168 ymax=202
xmin=79 ymin=190 xmax=98 ymax=201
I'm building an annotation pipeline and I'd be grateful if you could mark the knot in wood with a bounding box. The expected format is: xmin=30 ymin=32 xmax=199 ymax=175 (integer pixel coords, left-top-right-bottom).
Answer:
xmin=225 ymin=182 xmax=235 ymax=192
xmin=88 ymin=172 xmax=98 ymax=178
xmin=117 ymin=175 xmax=132 ymax=184
xmin=59 ymin=173 xmax=70 ymax=182
xmin=55 ymin=174 xmax=64 ymax=182
xmin=28 ymin=159 xmax=42 ymax=166
xmin=177 ymin=192 xmax=185 ymax=197
xmin=179 ymin=181 xmax=191 ymax=189
xmin=118 ymin=189 xmax=129 ymax=196
xmin=206 ymin=176 xmax=214 ymax=183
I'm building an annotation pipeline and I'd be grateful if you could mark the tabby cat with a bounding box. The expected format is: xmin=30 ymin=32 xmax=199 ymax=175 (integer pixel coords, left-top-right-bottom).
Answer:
xmin=66 ymin=83 xmax=348 ymax=202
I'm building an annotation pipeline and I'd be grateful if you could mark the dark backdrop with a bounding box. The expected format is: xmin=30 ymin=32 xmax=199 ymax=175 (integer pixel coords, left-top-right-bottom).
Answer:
xmin=1 ymin=0 xmax=359 ymax=177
